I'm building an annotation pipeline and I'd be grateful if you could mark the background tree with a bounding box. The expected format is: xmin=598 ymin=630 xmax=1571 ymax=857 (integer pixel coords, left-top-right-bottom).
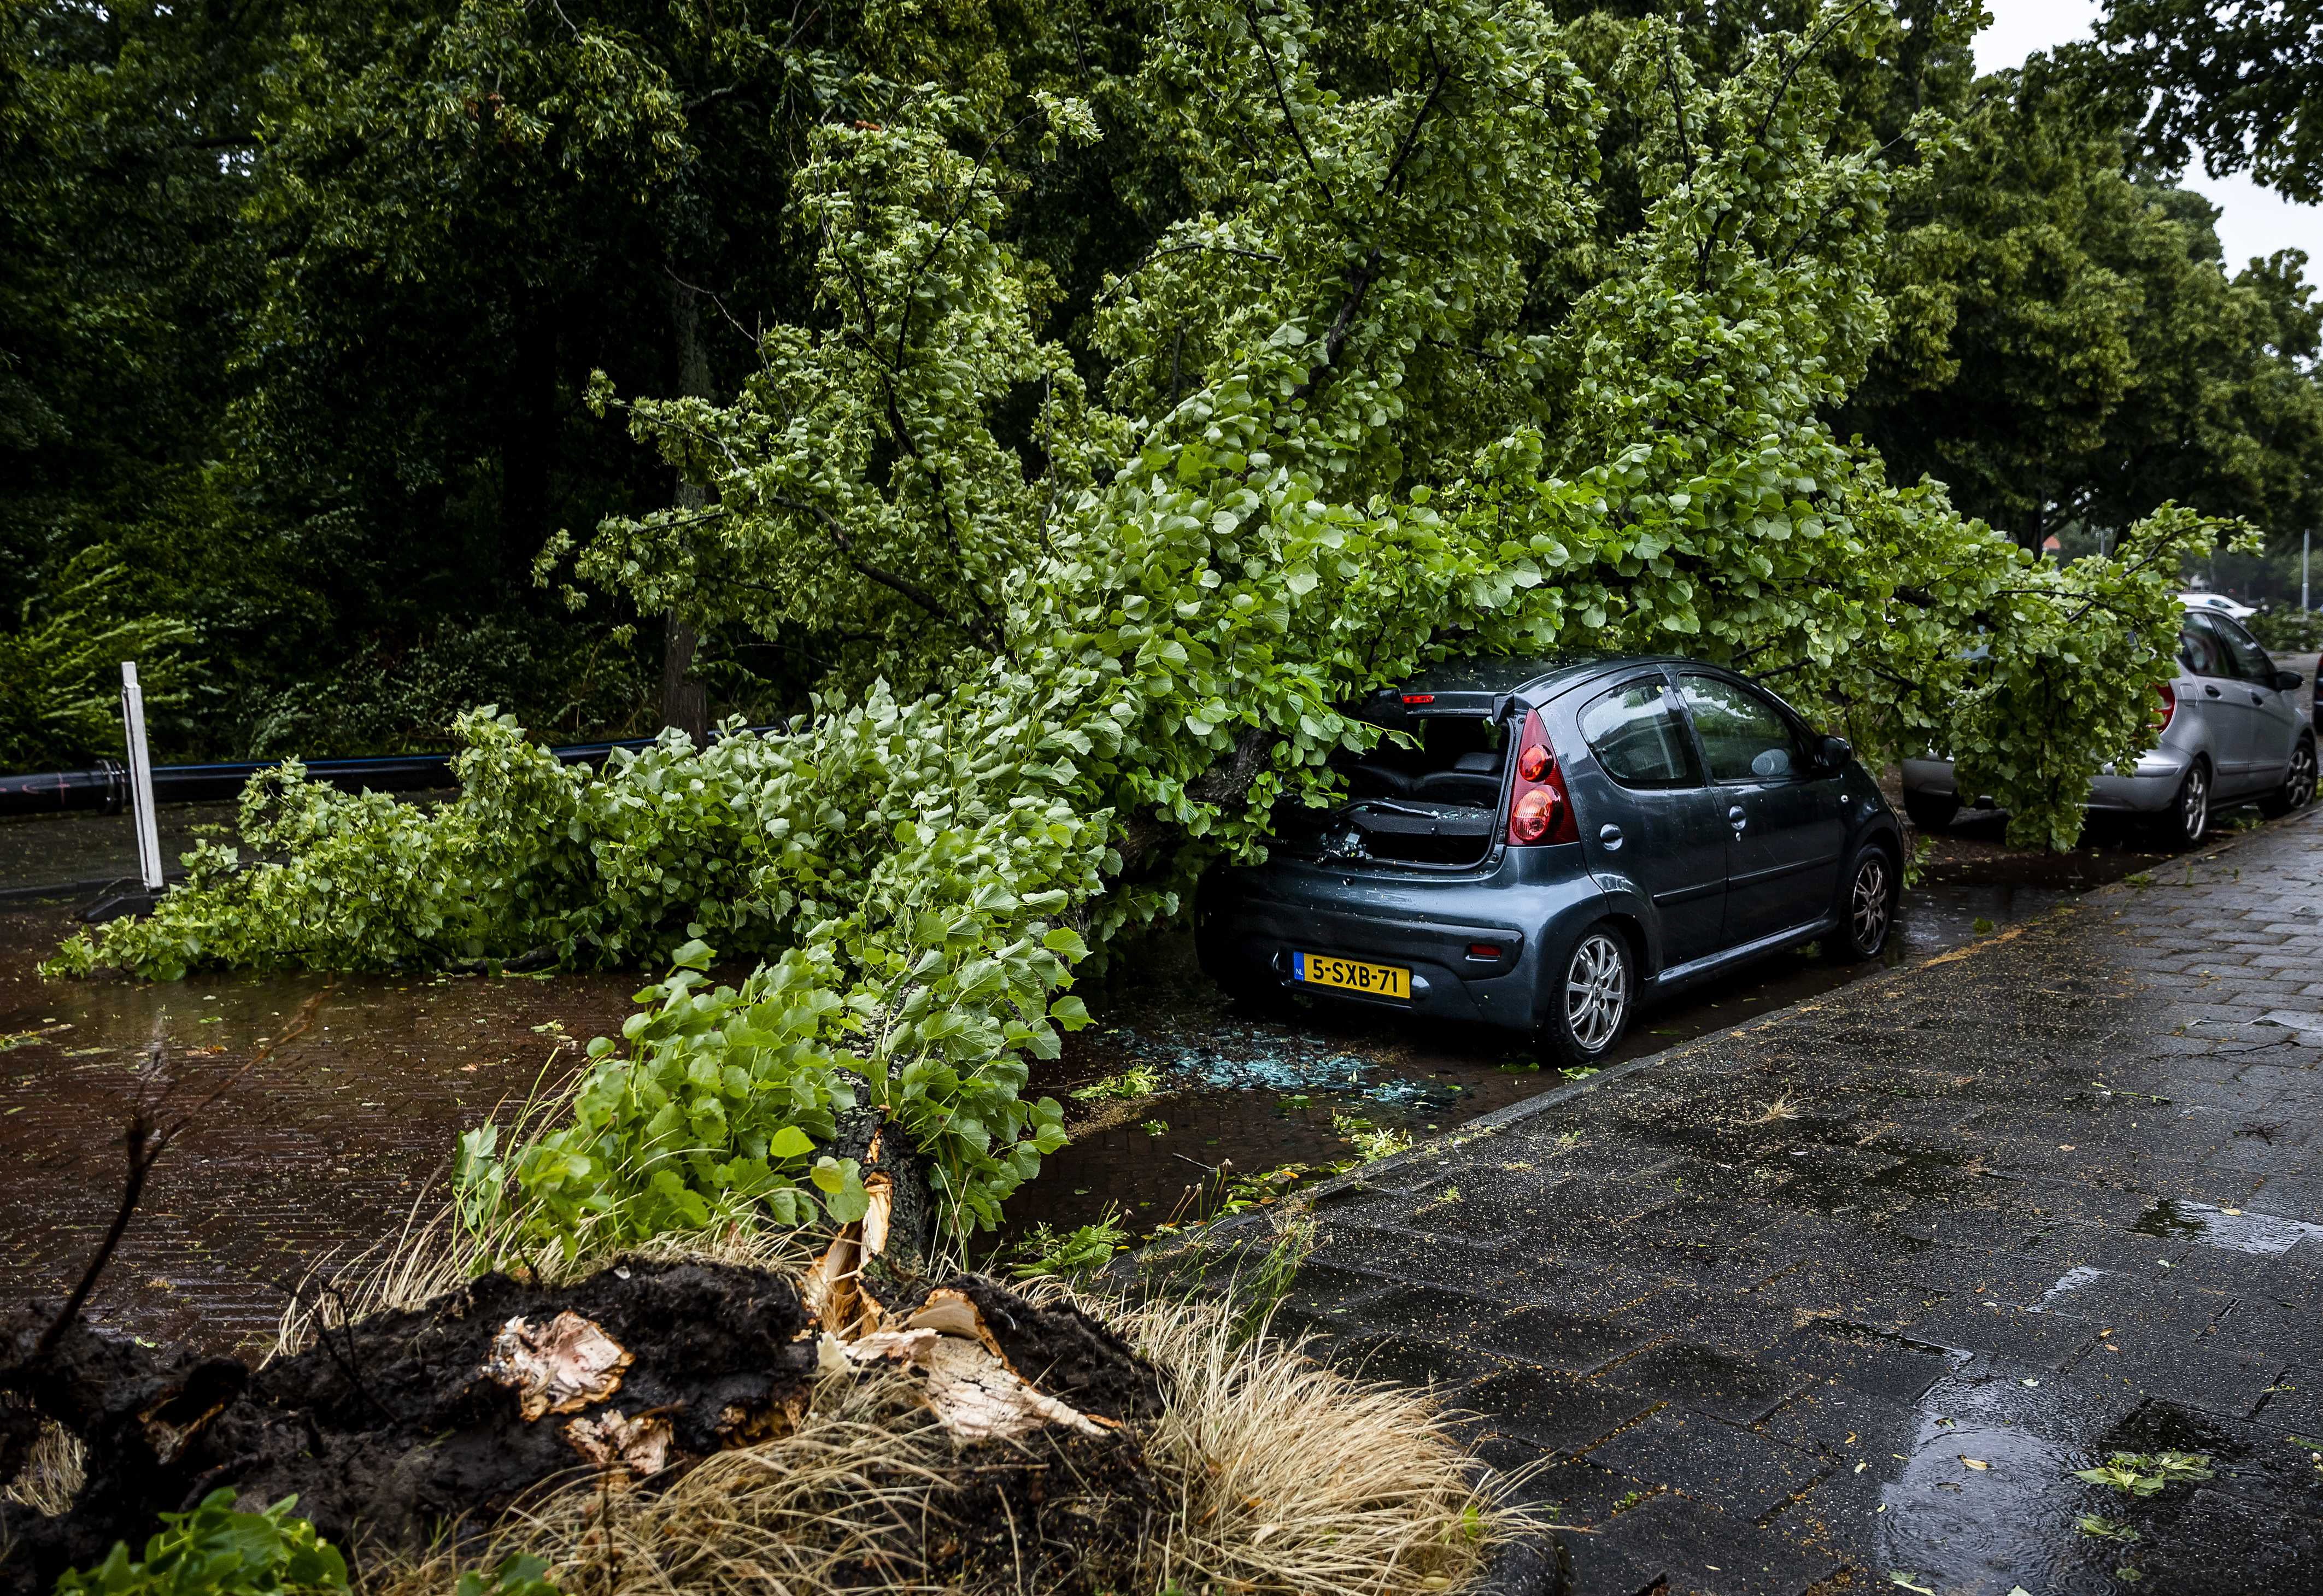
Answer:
xmin=7 ymin=0 xmax=2314 ymax=779
xmin=2092 ymin=0 xmax=2323 ymax=204
xmin=1839 ymin=58 xmax=2323 ymax=554
xmin=0 ymin=0 xmax=267 ymax=760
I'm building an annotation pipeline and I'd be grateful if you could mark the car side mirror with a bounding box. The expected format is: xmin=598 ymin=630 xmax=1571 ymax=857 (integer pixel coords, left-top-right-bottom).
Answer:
xmin=2275 ymin=669 xmax=2306 ymax=693
xmin=1819 ymin=735 xmax=1853 ymax=770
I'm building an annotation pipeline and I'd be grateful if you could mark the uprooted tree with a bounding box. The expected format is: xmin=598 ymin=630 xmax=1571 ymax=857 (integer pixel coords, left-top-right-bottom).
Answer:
xmin=52 ymin=0 xmax=2219 ymax=1252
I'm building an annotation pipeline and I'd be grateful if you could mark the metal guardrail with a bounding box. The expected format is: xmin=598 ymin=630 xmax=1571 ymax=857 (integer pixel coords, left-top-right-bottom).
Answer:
xmin=0 ymin=729 xmax=772 ymax=819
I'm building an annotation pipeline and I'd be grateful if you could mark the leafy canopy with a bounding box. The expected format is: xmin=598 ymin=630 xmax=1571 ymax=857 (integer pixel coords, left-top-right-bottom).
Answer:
xmin=55 ymin=1491 xmax=347 ymax=1596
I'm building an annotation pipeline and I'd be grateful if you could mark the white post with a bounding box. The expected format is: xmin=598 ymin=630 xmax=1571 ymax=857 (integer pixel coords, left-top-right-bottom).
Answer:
xmin=2304 ymin=528 xmax=2311 ymax=613
xmin=120 ymin=661 xmax=163 ymax=894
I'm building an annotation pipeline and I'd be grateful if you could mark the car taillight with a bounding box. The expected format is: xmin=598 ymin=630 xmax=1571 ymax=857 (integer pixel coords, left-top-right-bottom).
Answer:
xmin=2155 ymin=680 xmax=2176 ymax=732
xmin=1505 ymin=709 xmax=1579 ymax=847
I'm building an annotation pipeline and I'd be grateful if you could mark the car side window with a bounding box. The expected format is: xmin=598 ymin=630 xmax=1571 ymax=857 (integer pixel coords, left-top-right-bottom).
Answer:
xmin=1577 ymin=678 xmax=1698 ymax=789
xmin=1680 ymin=675 xmax=1805 ymax=783
xmin=2214 ymin=615 xmax=2275 ymax=684
xmin=2178 ymin=620 xmax=2226 ymax=678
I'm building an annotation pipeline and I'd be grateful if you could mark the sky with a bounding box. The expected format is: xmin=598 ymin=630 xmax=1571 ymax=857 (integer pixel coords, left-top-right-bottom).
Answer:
xmin=1974 ymin=0 xmax=2319 ymax=269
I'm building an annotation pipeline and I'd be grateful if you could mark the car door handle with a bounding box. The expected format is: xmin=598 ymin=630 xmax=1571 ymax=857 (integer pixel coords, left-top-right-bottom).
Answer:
xmin=2205 ymin=684 xmax=2222 ymax=697
xmin=2252 ymin=692 xmax=2267 ymax=704
xmin=1727 ymin=805 xmax=1747 ymax=834
xmin=1598 ymin=823 xmax=1623 ymax=850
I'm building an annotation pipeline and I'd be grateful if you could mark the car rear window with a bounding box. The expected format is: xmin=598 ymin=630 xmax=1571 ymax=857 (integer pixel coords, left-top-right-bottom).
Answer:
xmin=1578 ymin=678 xmax=1696 ymax=788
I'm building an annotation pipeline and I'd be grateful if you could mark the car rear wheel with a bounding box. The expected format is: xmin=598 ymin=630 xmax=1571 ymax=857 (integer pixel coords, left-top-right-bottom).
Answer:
xmin=1825 ymin=844 xmax=1898 ymax=963
xmin=2260 ymin=737 xmax=2318 ymax=818
xmin=1902 ymin=792 xmax=1958 ymax=832
xmin=1541 ymin=923 xmax=1632 ymax=1070
xmin=2158 ymin=759 xmax=2211 ymax=849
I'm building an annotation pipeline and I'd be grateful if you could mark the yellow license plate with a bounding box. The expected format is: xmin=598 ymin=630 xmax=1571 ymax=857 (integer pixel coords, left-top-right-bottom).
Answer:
xmin=1293 ymin=952 xmax=1411 ymax=1000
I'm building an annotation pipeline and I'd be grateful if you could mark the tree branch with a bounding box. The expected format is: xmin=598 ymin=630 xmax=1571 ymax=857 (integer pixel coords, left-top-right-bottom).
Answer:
xmin=770 ymin=494 xmax=1002 ymax=652
xmin=1246 ymin=1 xmax=1337 ymax=212
xmin=1380 ymin=44 xmax=1455 ymax=196
xmin=1291 ymin=244 xmax=1385 ymax=402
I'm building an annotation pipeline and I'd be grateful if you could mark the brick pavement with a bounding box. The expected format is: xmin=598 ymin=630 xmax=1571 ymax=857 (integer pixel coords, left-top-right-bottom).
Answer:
xmin=1187 ymin=809 xmax=2323 ymax=1595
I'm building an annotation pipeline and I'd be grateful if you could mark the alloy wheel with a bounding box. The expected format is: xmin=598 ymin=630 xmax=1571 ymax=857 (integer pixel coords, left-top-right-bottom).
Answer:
xmin=1565 ymin=930 xmax=1629 ymax=1053
xmin=2181 ymin=764 xmax=2210 ymax=843
xmin=2291 ymin=744 xmax=2318 ymax=811
xmin=1850 ymin=853 xmax=1891 ymax=954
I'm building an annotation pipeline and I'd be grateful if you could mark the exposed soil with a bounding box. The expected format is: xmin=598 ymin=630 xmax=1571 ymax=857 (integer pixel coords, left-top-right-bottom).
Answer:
xmin=0 ymin=1264 xmax=1166 ymax=1595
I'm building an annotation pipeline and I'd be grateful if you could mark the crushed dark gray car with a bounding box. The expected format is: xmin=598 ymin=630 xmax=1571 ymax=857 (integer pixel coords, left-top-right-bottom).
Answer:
xmin=1195 ymin=655 xmax=1904 ymax=1066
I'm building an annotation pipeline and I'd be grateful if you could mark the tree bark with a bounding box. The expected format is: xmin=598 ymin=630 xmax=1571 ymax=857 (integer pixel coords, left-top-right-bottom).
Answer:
xmin=660 ymin=278 xmax=712 ymax=741
xmin=1113 ymin=726 xmax=1277 ymax=879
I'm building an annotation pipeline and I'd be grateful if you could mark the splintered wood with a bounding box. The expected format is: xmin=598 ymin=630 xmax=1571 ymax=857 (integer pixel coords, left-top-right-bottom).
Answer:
xmin=482 ymin=1311 xmax=633 ymax=1421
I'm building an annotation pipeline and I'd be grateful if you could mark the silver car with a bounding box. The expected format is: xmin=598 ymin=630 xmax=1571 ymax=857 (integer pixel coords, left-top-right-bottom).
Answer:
xmin=1903 ymin=601 xmax=2316 ymax=847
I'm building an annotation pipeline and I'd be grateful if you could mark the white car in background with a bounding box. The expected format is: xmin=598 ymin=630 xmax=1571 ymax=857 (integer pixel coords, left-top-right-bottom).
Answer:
xmin=2179 ymin=591 xmax=2256 ymax=620
xmin=1905 ymin=598 xmax=2315 ymax=847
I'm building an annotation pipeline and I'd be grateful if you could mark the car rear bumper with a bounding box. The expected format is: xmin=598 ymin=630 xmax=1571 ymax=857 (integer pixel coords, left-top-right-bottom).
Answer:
xmin=1194 ymin=856 xmax=1606 ymax=1036
xmin=1901 ymin=753 xmax=2189 ymax=815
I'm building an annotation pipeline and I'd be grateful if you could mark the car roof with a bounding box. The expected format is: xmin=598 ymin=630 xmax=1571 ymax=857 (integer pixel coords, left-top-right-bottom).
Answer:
xmin=1393 ymin=653 xmax=1603 ymax=697
xmin=1374 ymin=652 xmax=1706 ymax=714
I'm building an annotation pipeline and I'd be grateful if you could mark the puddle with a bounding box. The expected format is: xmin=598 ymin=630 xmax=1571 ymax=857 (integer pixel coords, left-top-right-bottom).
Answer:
xmin=1876 ymin=1401 xmax=2101 ymax=1595
xmin=2131 ymin=1198 xmax=2323 ymax=1255
xmin=2038 ymin=1265 xmax=2111 ymax=1307
xmin=1873 ymin=1378 xmax=2271 ymax=1595
xmin=1863 ymin=1339 xmax=2323 ymax=1596
xmin=0 ymin=901 xmax=646 ymax=1350
xmin=0 ymin=801 xmax=242 ymax=901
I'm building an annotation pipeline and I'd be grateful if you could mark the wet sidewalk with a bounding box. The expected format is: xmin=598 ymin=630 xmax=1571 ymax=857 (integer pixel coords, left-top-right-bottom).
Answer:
xmin=1209 ymin=811 xmax=2323 ymax=1594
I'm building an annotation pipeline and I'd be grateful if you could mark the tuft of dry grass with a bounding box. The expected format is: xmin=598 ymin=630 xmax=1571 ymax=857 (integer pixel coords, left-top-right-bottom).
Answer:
xmin=2 ymin=1399 xmax=86 ymax=1518
xmin=367 ymin=1374 xmax=1031 ymax=1596
xmin=1120 ymin=1288 xmax=1517 ymax=1593
xmin=1742 ymin=1096 xmax=1801 ymax=1125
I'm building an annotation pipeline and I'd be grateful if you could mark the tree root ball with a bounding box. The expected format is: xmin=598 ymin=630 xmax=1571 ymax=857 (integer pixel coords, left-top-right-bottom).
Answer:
xmin=1 ymin=1261 xmax=1165 ymax=1595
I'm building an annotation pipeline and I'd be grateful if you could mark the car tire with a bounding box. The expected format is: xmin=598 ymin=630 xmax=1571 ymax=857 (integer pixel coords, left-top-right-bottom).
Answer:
xmin=1540 ymin=922 xmax=1633 ymax=1070
xmin=1824 ymin=843 xmax=1898 ymax=963
xmin=2157 ymin=759 xmax=2211 ymax=849
xmin=2260 ymin=737 xmax=2318 ymax=818
xmin=1902 ymin=793 xmax=1958 ymax=832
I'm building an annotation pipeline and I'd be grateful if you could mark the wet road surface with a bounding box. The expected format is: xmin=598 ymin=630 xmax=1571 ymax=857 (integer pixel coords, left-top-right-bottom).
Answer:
xmin=1159 ymin=807 xmax=2323 ymax=1594
xmin=0 ymin=800 xmax=2178 ymax=1352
